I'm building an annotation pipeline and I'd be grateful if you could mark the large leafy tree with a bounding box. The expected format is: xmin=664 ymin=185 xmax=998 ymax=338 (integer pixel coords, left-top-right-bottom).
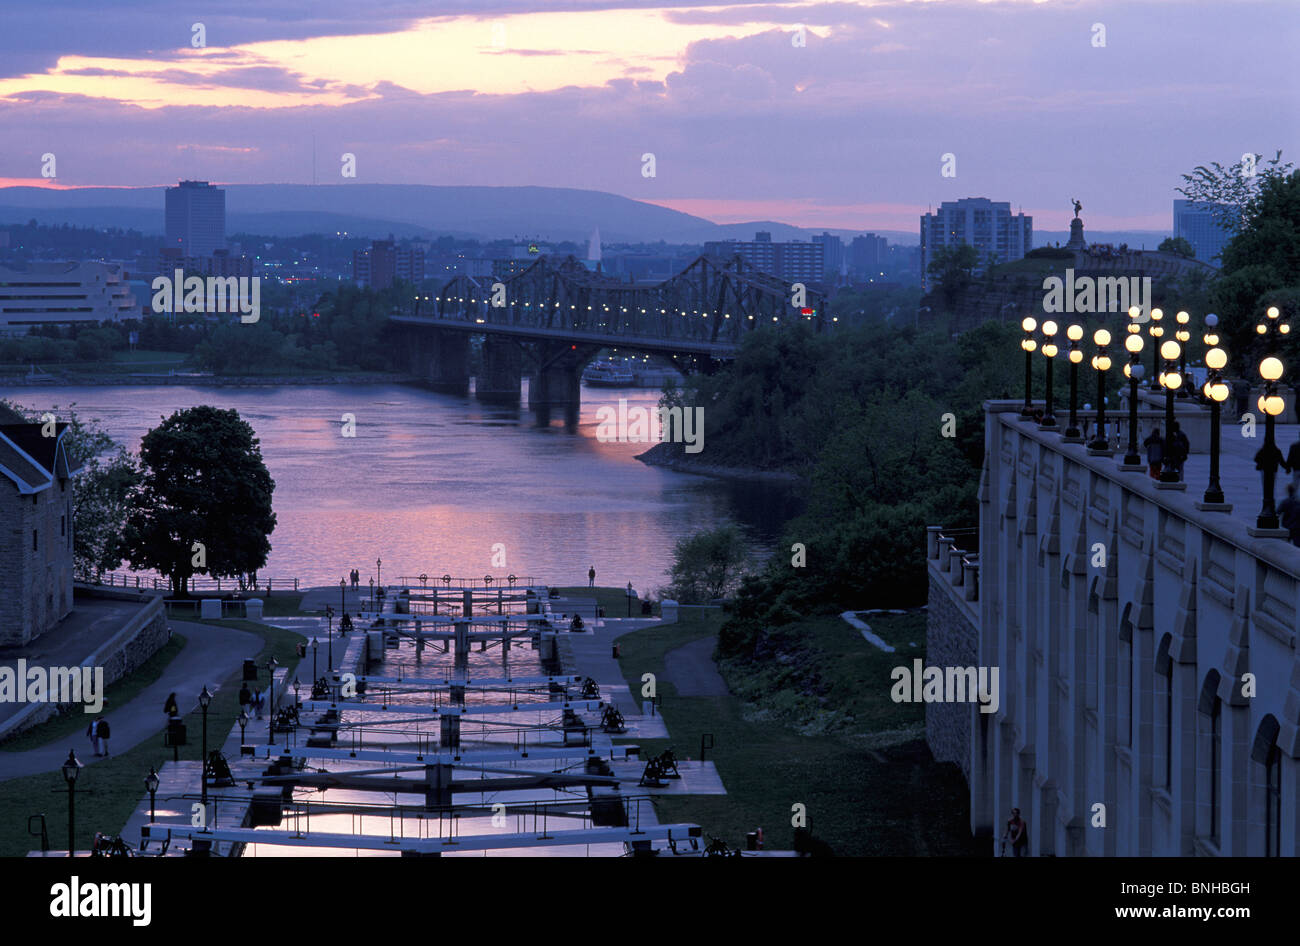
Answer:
xmin=125 ymin=406 xmax=276 ymax=595
xmin=926 ymin=243 xmax=980 ymax=311
xmin=665 ymin=525 xmax=752 ymax=604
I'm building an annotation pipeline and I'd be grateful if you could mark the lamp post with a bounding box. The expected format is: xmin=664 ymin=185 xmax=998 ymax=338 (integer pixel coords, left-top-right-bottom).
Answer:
xmin=1147 ymin=308 xmax=1165 ymax=390
xmin=238 ymin=709 xmax=249 ymax=746
xmin=1020 ymin=317 xmax=1038 ymax=418
xmin=376 ymin=558 xmax=382 ymax=591
xmin=1252 ymin=306 xmax=1290 ymax=528
xmin=198 ymin=685 xmax=211 ymax=803
xmin=1040 ymin=321 xmax=1059 ymax=428
xmin=1175 ymin=311 xmax=1191 ymax=396
xmin=1201 ymin=314 xmax=1229 ymax=505
xmin=326 ymin=604 xmax=334 ymax=670
xmin=1064 ymin=324 xmax=1084 ymax=440
xmin=62 ymin=750 xmax=81 ymax=857
xmin=293 ymin=676 xmax=301 ymax=707
xmin=340 ymin=577 xmax=346 ymax=618
xmin=144 ymin=767 xmax=159 ymax=823
xmin=1158 ymin=339 xmax=1183 ymax=482
xmin=1089 ymin=329 xmax=1112 ymax=450
xmin=266 ymin=658 xmax=278 ymax=744
xmin=312 ymin=637 xmax=318 ymax=681
xmin=1123 ymin=307 xmax=1146 ymax=466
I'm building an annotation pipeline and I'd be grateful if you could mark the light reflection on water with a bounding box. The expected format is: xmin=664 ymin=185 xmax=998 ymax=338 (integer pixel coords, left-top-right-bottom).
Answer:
xmin=1 ymin=382 xmax=803 ymax=592
xmin=245 ymin=612 xmax=632 ymax=857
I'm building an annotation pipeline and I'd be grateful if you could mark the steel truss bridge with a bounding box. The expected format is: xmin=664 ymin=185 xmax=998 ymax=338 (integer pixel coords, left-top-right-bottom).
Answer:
xmin=392 ymin=253 xmax=830 ymax=360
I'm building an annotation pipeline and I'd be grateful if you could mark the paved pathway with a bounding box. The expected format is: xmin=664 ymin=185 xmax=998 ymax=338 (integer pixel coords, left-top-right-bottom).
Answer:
xmin=663 ymin=636 xmax=728 ymax=697
xmin=0 ymin=621 xmax=262 ymax=781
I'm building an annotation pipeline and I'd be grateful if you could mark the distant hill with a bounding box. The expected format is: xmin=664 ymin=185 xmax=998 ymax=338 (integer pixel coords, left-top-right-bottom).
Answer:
xmin=0 ymin=184 xmax=919 ymax=246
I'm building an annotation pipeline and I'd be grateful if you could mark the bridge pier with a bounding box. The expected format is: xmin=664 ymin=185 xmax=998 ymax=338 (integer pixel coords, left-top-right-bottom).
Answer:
xmin=407 ymin=328 xmax=469 ymax=394
xmin=530 ymin=363 xmax=582 ymax=431
xmin=476 ymin=337 xmax=522 ymax=404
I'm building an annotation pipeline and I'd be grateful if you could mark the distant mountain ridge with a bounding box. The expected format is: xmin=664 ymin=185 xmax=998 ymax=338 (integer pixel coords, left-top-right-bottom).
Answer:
xmin=0 ymin=184 xmax=919 ymax=246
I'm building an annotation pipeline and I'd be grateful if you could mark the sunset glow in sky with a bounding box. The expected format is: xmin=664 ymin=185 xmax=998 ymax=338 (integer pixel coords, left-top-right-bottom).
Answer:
xmin=1 ymin=0 xmax=1296 ymax=232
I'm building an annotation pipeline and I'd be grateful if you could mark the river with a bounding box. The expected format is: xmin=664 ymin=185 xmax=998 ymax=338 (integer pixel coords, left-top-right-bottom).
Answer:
xmin=0 ymin=381 xmax=802 ymax=593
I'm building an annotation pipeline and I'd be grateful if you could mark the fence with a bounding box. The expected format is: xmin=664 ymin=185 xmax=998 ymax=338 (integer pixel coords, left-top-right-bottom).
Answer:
xmin=86 ymin=572 xmax=301 ymax=594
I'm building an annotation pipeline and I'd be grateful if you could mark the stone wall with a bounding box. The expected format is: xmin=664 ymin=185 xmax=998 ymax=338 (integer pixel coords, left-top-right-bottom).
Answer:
xmin=926 ymin=564 xmax=979 ymax=783
xmin=0 ymin=476 xmax=74 ymax=647
xmin=0 ymin=590 xmax=168 ymax=741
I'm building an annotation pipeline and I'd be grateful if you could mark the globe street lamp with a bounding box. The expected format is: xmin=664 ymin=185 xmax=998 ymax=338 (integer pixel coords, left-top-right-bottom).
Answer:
xmin=1123 ymin=307 xmax=1146 ymax=466
xmin=1064 ymin=324 xmax=1084 ymax=440
xmin=340 ymin=577 xmax=347 ymax=618
xmin=326 ymin=604 xmax=334 ymax=670
xmin=1175 ymin=311 xmax=1192 ymax=396
xmin=1021 ymin=317 xmax=1038 ymax=418
xmin=311 ymin=637 xmax=318 ymax=681
xmin=376 ymin=558 xmax=383 ymax=591
xmin=1089 ymin=329 xmax=1112 ymax=451
xmin=1255 ymin=306 xmax=1290 ymax=530
xmin=238 ymin=709 xmax=249 ymax=746
xmin=144 ymin=767 xmax=159 ymax=823
xmin=1040 ymin=321 xmax=1059 ymax=428
xmin=1201 ymin=314 xmax=1230 ymax=506
xmin=1147 ymin=308 xmax=1165 ymax=390
xmin=62 ymin=750 xmax=82 ymax=857
xmin=1158 ymin=339 xmax=1183 ymax=482
xmin=198 ymin=685 xmax=212 ymax=803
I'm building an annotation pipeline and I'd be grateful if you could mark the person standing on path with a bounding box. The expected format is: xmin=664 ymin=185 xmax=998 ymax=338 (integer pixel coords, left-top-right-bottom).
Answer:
xmin=96 ymin=717 xmax=111 ymax=756
xmin=1003 ymin=808 xmax=1028 ymax=857
xmin=588 ymin=566 xmax=596 ymax=588
xmin=1143 ymin=426 xmax=1164 ymax=480
xmin=1286 ymin=436 xmax=1300 ymax=491
xmin=1168 ymin=422 xmax=1190 ymax=481
xmin=86 ymin=718 xmax=101 ymax=757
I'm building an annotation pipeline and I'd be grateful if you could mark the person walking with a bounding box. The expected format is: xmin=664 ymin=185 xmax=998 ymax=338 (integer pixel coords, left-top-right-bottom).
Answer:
xmin=252 ymin=688 xmax=264 ymax=720
xmin=1143 ymin=426 xmax=1164 ymax=479
xmin=1280 ymin=483 xmax=1300 ymax=547
xmin=1002 ymin=807 xmax=1029 ymax=857
xmin=1255 ymin=439 xmax=1288 ymax=500
xmin=1286 ymin=437 xmax=1300 ymax=491
xmin=96 ymin=717 xmax=111 ymax=756
xmin=1168 ymin=422 xmax=1190 ymax=481
xmin=86 ymin=717 xmax=101 ymax=757
xmin=239 ymin=682 xmax=251 ymax=712
xmin=163 ymin=692 xmax=179 ymax=719
xmin=588 ymin=566 xmax=596 ymax=588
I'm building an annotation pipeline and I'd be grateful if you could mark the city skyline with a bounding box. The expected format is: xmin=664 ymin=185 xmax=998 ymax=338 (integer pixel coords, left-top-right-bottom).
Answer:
xmin=0 ymin=0 xmax=1295 ymax=233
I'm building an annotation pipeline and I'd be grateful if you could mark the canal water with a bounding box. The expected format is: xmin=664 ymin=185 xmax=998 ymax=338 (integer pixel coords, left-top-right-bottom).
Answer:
xmin=1 ymin=381 xmax=803 ymax=594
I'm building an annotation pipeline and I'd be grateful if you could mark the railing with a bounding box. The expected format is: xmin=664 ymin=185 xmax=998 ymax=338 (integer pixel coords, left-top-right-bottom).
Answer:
xmin=395 ymin=574 xmax=536 ymax=589
xmin=926 ymin=525 xmax=980 ymax=603
xmin=85 ymin=572 xmax=301 ymax=594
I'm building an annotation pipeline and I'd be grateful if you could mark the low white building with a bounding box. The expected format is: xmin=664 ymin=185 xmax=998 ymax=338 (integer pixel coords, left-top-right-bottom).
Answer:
xmin=0 ymin=261 xmax=139 ymax=333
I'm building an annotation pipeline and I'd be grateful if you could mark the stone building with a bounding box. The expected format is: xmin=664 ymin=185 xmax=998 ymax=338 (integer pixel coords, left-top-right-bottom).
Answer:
xmin=929 ymin=400 xmax=1300 ymax=856
xmin=0 ymin=422 xmax=75 ymax=646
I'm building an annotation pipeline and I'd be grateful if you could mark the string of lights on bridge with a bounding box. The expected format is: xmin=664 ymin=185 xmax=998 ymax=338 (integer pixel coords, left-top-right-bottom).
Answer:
xmin=417 ymin=295 xmax=834 ymax=323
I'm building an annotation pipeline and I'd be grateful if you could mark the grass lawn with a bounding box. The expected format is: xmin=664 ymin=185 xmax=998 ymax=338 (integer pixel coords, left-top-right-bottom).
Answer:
xmin=0 ymin=619 xmax=305 ymax=857
xmin=258 ymin=592 xmax=307 ymax=617
xmin=0 ymin=634 xmax=188 ymax=753
xmin=613 ymin=609 xmax=981 ymax=856
xmin=552 ymin=585 xmax=658 ymax=617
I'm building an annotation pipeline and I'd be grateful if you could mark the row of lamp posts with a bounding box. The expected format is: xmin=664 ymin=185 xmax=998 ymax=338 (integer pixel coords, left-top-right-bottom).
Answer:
xmin=1020 ymin=305 xmax=1289 ymax=529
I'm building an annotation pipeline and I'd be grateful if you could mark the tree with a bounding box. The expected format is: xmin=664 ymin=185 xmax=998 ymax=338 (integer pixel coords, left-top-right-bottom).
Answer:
xmin=73 ymin=448 xmax=140 ymax=579
xmin=1157 ymin=236 xmax=1196 ymax=258
xmin=665 ymin=525 xmax=751 ymax=604
xmin=125 ymin=406 xmax=277 ymax=595
xmin=927 ymin=243 xmax=979 ymax=310
xmin=1178 ymin=151 xmax=1295 ymax=234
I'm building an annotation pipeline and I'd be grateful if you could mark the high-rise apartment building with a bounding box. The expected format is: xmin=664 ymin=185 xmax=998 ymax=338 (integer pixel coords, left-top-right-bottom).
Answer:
xmin=920 ymin=198 xmax=1031 ymax=287
xmin=164 ymin=180 xmax=226 ymax=258
xmin=1173 ymin=199 xmax=1234 ymax=265
xmin=704 ymin=231 xmax=826 ymax=283
xmin=353 ymin=239 xmax=426 ymax=290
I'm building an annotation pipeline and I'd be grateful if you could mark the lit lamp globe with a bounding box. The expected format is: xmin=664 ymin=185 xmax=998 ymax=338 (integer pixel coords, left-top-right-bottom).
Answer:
xmin=1261 ymin=355 xmax=1284 ymax=381
xmin=1206 ymin=347 xmax=1228 ymax=372
xmin=1267 ymin=306 xmax=1280 ymax=320
xmin=1022 ymin=316 xmax=1038 ymax=333
xmin=1093 ymin=329 xmax=1112 ymax=370
xmin=1260 ymin=393 xmax=1286 ymax=416
xmin=1125 ymin=333 xmax=1143 ymax=354
xmin=1205 ymin=379 xmax=1230 ymax=402
xmin=1022 ymin=338 xmax=1037 ymax=352
xmin=1042 ymin=320 xmax=1059 ymax=357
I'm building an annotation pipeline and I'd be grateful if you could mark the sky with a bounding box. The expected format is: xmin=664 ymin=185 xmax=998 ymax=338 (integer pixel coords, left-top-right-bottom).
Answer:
xmin=0 ymin=0 xmax=1297 ymax=233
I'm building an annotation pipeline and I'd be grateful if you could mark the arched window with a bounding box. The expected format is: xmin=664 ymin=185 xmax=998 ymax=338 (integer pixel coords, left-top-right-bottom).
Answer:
xmin=1197 ymin=671 xmax=1223 ymax=845
xmin=1251 ymin=715 xmax=1283 ymax=857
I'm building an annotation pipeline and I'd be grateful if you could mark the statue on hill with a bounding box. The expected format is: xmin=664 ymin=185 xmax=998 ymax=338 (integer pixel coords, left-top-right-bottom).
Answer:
xmin=1071 ymin=198 xmax=1083 ymax=219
